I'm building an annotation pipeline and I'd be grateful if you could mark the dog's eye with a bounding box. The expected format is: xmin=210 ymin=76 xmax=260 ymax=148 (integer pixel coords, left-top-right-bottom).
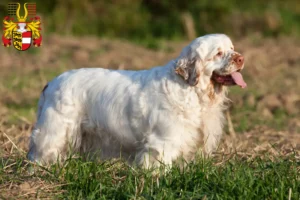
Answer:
xmin=216 ymin=52 xmax=223 ymax=57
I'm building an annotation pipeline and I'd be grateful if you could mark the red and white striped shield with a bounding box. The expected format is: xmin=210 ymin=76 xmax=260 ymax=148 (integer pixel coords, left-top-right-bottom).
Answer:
xmin=12 ymin=31 xmax=32 ymax=51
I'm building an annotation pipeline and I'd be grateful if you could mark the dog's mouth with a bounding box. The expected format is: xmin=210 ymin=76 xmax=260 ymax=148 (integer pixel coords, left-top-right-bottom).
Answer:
xmin=212 ymin=70 xmax=247 ymax=88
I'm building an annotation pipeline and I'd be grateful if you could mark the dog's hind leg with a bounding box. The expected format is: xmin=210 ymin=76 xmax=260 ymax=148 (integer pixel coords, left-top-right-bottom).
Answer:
xmin=27 ymin=86 xmax=82 ymax=164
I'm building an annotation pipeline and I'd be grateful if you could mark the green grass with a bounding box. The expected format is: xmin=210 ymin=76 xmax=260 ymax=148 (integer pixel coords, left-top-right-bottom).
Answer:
xmin=228 ymin=86 xmax=291 ymax=133
xmin=1 ymin=66 xmax=67 ymax=124
xmin=1 ymin=154 xmax=299 ymax=199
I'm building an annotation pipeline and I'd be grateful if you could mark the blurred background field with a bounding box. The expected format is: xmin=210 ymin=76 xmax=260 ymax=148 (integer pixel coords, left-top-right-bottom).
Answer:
xmin=0 ymin=0 xmax=299 ymax=132
xmin=1 ymin=0 xmax=300 ymax=44
xmin=0 ymin=0 xmax=299 ymax=198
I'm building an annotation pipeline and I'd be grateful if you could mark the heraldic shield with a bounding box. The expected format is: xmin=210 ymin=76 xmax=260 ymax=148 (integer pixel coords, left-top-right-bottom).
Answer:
xmin=12 ymin=31 xmax=32 ymax=51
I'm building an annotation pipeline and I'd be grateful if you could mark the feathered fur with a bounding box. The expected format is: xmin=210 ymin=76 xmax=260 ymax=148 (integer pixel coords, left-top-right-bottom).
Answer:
xmin=28 ymin=34 xmax=244 ymax=167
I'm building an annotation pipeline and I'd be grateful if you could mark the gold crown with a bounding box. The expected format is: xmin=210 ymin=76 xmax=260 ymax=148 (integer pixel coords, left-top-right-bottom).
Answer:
xmin=16 ymin=3 xmax=28 ymax=22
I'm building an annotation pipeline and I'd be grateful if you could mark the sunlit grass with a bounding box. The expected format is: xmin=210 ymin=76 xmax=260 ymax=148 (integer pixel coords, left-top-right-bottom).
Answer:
xmin=0 ymin=153 xmax=299 ymax=199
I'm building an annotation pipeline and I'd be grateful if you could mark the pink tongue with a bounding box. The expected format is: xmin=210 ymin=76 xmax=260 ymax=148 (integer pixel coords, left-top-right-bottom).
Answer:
xmin=231 ymin=72 xmax=247 ymax=88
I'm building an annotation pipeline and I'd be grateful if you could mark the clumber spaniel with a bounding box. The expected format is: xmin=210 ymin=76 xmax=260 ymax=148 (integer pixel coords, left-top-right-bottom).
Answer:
xmin=28 ymin=34 xmax=246 ymax=167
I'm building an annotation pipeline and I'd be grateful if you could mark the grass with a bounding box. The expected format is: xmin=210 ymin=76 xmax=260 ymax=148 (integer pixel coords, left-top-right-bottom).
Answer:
xmin=1 ymin=66 xmax=67 ymax=124
xmin=0 ymin=152 xmax=299 ymax=199
xmin=230 ymin=104 xmax=289 ymax=133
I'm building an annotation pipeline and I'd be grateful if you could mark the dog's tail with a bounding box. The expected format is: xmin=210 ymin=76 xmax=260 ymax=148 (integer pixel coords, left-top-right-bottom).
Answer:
xmin=36 ymin=83 xmax=48 ymax=119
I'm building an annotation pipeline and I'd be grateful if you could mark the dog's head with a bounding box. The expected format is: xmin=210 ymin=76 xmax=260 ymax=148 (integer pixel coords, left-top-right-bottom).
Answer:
xmin=175 ymin=34 xmax=246 ymax=89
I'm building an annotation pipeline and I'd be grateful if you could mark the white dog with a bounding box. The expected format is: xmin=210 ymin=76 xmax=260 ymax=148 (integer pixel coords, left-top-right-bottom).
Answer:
xmin=27 ymin=34 xmax=246 ymax=167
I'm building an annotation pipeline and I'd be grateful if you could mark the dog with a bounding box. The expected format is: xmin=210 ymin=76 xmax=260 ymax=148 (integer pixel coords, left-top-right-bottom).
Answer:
xmin=27 ymin=34 xmax=246 ymax=167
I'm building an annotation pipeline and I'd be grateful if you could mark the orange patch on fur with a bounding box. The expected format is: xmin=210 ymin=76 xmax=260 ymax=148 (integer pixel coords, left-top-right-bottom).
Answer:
xmin=208 ymin=80 xmax=223 ymax=101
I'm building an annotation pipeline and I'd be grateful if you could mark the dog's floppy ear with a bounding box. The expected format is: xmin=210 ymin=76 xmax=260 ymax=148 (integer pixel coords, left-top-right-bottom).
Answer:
xmin=175 ymin=58 xmax=200 ymax=86
xmin=175 ymin=47 xmax=201 ymax=86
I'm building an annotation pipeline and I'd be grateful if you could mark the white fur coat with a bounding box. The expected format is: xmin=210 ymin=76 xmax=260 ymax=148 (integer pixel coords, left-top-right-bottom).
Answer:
xmin=28 ymin=34 xmax=246 ymax=167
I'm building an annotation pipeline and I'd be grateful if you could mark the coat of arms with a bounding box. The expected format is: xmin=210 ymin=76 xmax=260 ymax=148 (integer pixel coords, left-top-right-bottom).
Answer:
xmin=2 ymin=3 xmax=42 ymax=51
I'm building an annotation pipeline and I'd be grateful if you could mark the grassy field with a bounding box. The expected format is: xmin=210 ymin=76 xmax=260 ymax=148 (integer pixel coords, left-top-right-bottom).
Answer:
xmin=0 ymin=35 xmax=300 ymax=199
xmin=1 ymin=152 xmax=299 ymax=199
